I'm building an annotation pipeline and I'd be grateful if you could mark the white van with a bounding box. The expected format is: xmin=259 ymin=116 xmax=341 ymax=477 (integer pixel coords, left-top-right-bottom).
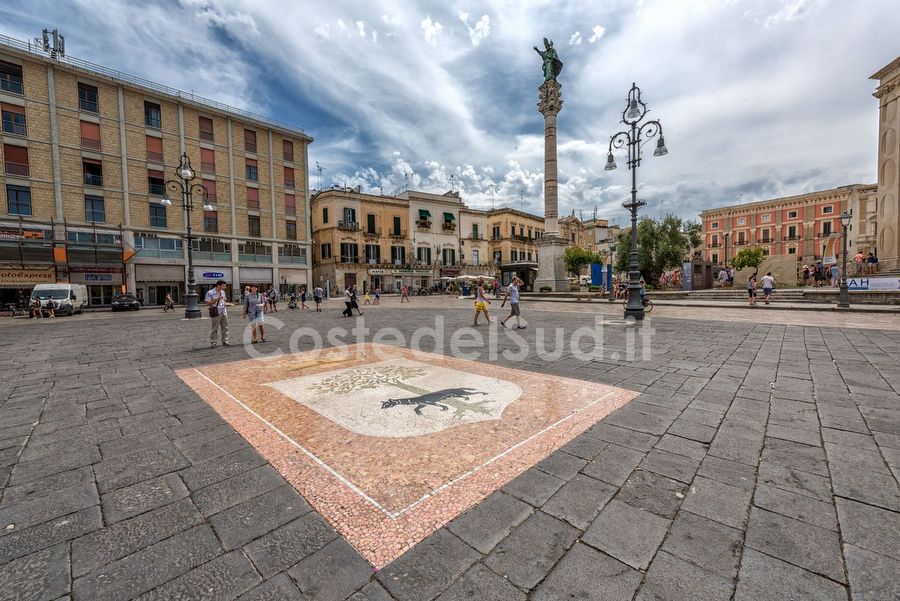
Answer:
xmin=30 ymin=283 xmax=88 ymax=316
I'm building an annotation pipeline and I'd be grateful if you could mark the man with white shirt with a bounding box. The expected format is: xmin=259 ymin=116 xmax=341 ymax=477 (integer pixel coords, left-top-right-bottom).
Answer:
xmin=761 ymin=272 xmax=776 ymax=305
xmin=501 ymin=276 xmax=526 ymax=329
xmin=205 ymin=279 xmax=230 ymax=347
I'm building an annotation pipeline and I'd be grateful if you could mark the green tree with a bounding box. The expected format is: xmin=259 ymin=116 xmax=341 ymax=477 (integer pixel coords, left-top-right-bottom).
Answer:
xmin=563 ymin=246 xmax=602 ymax=278
xmin=614 ymin=215 xmax=696 ymax=285
xmin=729 ymin=246 xmax=766 ymax=277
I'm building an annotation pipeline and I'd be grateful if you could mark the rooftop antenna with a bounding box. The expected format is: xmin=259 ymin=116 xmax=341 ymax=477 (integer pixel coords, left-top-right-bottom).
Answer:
xmin=579 ymin=209 xmax=584 ymax=221
xmin=593 ymin=204 xmax=598 ymax=220
xmin=449 ymin=174 xmax=456 ymax=194
xmin=519 ymin=190 xmax=525 ymax=211
xmin=403 ymin=171 xmax=413 ymax=193
xmin=315 ymin=161 xmax=325 ymax=190
xmin=36 ymin=28 xmax=65 ymax=60
xmin=738 ymin=193 xmax=744 ymax=205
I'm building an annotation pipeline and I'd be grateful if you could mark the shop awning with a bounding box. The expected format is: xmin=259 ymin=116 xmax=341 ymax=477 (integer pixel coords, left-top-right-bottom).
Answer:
xmin=443 ymin=212 xmax=455 ymax=221
xmin=418 ymin=209 xmax=431 ymax=219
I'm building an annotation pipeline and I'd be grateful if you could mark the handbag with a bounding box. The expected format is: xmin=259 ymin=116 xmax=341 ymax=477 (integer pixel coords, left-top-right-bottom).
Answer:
xmin=208 ymin=305 xmax=218 ymax=318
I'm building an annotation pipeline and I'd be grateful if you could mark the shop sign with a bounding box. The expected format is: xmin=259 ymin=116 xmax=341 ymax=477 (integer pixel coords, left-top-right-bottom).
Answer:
xmin=368 ymin=269 xmax=387 ymax=275
xmin=0 ymin=267 xmax=55 ymax=284
xmin=848 ymin=277 xmax=900 ymax=291
xmin=84 ymin=274 xmax=113 ymax=282
xmin=0 ymin=227 xmax=45 ymax=240
xmin=203 ymin=272 xmax=225 ymax=279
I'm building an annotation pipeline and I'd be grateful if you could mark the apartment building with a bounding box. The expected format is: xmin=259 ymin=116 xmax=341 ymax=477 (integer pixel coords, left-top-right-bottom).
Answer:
xmin=700 ymin=184 xmax=877 ymax=266
xmin=0 ymin=32 xmax=311 ymax=306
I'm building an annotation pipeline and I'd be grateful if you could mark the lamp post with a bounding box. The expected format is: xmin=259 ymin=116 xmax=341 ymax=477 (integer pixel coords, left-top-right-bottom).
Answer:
xmin=837 ymin=211 xmax=851 ymax=309
xmin=605 ymin=82 xmax=667 ymax=320
xmin=161 ymin=153 xmax=212 ymax=319
xmin=607 ymin=243 xmax=617 ymax=302
xmin=723 ymin=232 xmax=729 ymax=268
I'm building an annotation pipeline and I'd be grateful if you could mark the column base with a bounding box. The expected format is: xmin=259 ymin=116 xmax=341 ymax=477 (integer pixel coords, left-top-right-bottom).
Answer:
xmin=534 ymin=236 xmax=570 ymax=292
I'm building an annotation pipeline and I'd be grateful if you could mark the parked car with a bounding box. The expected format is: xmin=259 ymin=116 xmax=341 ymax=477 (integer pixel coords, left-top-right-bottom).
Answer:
xmin=111 ymin=294 xmax=141 ymax=311
xmin=30 ymin=283 xmax=87 ymax=316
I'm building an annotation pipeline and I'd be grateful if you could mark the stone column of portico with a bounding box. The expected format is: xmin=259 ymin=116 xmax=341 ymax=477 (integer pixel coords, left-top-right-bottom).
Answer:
xmin=534 ymin=80 xmax=570 ymax=292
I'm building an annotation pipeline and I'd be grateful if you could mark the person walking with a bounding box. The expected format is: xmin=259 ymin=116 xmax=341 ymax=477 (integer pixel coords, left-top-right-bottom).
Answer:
xmin=400 ymin=284 xmax=410 ymax=303
xmin=313 ymin=285 xmax=324 ymax=312
xmin=242 ymin=284 xmax=266 ymax=343
xmin=350 ymin=285 xmax=363 ymax=315
xmin=492 ymin=279 xmax=500 ymax=299
xmin=761 ymin=272 xmax=776 ymax=305
xmin=830 ymin=264 xmax=840 ymax=287
xmin=30 ymin=297 xmax=43 ymax=318
xmin=747 ymin=273 xmax=757 ymax=306
xmin=374 ymin=288 xmax=381 ymax=305
xmin=473 ymin=279 xmax=491 ymax=326
xmin=163 ymin=292 xmax=174 ymax=313
xmin=205 ymin=279 xmax=230 ymax=347
xmin=853 ymin=252 xmax=864 ymax=276
xmin=300 ymin=287 xmax=309 ymax=310
xmin=868 ymin=253 xmax=878 ymax=274
xmin=268 ymin=286 xmax=278 ymax=312
xmin=342 ymin=285 xmax=353 ymax=317
xmin=363 ymin=289 xmax=371 ymax=305
xmin=500 ymin=276 xmax=525 ymax=329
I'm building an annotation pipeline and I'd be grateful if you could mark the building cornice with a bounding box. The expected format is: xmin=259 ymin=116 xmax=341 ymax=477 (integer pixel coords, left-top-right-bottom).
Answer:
xmin=700 ymin=184 xmax=876 ymax=219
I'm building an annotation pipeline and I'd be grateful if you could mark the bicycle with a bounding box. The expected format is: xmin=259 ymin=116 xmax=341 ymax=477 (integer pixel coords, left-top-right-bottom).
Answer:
xmin=620 ymin=292 xmax=653 ymax=312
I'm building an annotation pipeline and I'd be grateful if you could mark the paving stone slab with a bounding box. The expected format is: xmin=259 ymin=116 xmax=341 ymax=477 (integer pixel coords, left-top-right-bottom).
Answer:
xmin=93 ymin=444 xmax=190 ymax=493
xmin=8 ymin=446 xmax=101 ymax=486
xmin=753 ymin=483 xmax=838 ymax=531
xmin=236 ymin=573 xmax=306 ymax=601
xmin=447 ymin=491 xmax=532 ymax=554
xmin=71 ymin=497 xmax=202 ymax=577
xmin=639 ymin=448 xmax=701 ymax=483
xmin=696 ymin=455 xmax=756 ymax=489
xmin=616 ymin=469 xmax=686 ymax=519
xmin=541 ymin=473 xmax=617 ymax=530
xmin=135 ymin=551 xmax=261 ymax=601
xmin=585 ymin=422 xmax=660 ymax=451
xmin=179 ymin=447 xmax=268 ymax=491
xmin=756 ymin=463 xmax=833 ymax=503
xmin=210 ymin=484 xmax=309 ymax=550
xmin=100 ymin=473 xmax=189 ymax=524
xmin=635 ymin=550 xmax=734 ymax=601
xmin=483 ymin=511 xmax=578 ymax=590
xmin=434 ymin=562 xmax=526 ymax=601
xmin=72 ymin=524 xmax=221 ymax=601
xmin=0 ymin=543 xmax=69 ymax=601
xmin=836 ymin=497 xmax=900 ymax=559
xmin=244 ymin=512 xmax=338 ymax=578
xmin=534 ymin=450 xmax=588 ymax=480
xmin=290 ymin=537 xmax=373 ymax=601
xmin=0 ymin=466 xmax=93 ymax=509
xmin=0 ymin=481 xmax=97 ymax=536
xmin=582 ymin=499 xmax=670 ymax=570
xmin=761 ymin=437 xmax=829 ymax=477
xmin=580 ymin=443 xmax=645 ymax=487
xmin=826 ymin=442 xmax=900 ymax=511
xmin=661 ymin=510 xmax=742 ymax=579
xmin=558 ymin=432 xmax=609 ymax=460
xmin=532 ymin=542 xmax=642 ymax=601
xmin=844 ymin=544 xmax=900 ymax=601
xmin=734 ymin=548 xmax=847 ymax=601
xmin=681 ymin=475 xmax=752 ymax=529
xmin=500 ymin=467 xmax=565 ymax=507
xmin=0 ymin=506 xmax=101 ymax=565
xmin=192 ymin=464 xmax=286 ymax=517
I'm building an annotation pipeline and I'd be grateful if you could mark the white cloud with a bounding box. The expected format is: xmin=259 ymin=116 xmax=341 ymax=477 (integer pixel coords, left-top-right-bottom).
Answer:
xmin=588 ymin=25 xmax=605 ymax=43
xmin=355 ymin=20 xmax=366 ymax=37
xmin=764 ymin=0 xmax=826 ymax=28
xmin=420 ymin=16 xmax=443 ymax=45
xmin=569 ymin=31 xmax=582 ymax=45
xmin=458 ymin=12 xmax=491 ymax=47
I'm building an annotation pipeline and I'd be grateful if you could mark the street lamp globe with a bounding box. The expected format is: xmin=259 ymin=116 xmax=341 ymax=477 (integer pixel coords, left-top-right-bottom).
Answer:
xmin=604 ymin=152 xmax=617 ymax=171
xmin=840 ymin=211 xmax=851 ymax=228
xmin=176 ymin=153 xmax=196 ymax=181
xmin=160 ymin=195 xmax=172 ymax=206
xmin=202 ymin=201 xmax=214 ymax=211
xmin=653 ymin=136 xmax=668 ymax=157
xmin=626 ymin=99 xmax=641 ymax=120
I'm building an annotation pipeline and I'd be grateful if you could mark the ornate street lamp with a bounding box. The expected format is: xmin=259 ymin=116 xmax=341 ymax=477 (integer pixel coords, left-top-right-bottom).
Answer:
xmin=837 ymin=211 xmax=851 ymax=309
xmin=161 ymin=153 xmax=212 ymax=319
xmin=605 ymin=83 xmax=668 ymax=320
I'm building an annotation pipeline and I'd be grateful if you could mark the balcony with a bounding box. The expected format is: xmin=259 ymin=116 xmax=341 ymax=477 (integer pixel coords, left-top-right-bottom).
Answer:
xmin=442 ymin=221 xmax=457 ymax=232
xmin=84 ymin=173 xmax=103 ymax=187
xmin=389 ymin=230 xmax=406 ymax=238
xmin=759 ymin=238 xmax=772 ymax=244
xmin=708 ymin=243 xmax=722 ymax=248
xmin=279 ymin=254 xmax=307 ymax=265
xmin=239 ymin=253 xmax=272 ymax=263
xmin=468 ymin=233 xmax=484 ymax=240
xmin=338 ymin=220 xmax=360 ymax=231
xmin=193 ymin=251 xmax=231 ymax=262
xmin=79 ymin=98 xmax=99 ymax=113
xmin=734 ymin=240 xmax=748 ymax=246
xmin=783 ymin=235 xmax=801 ymax=241
xmin=416 ymin=220 xmax=432 ymax=230
xmin=0 ymin=77 xmax=24 ymax=95
xmin=363 ymin=228 xmax=381 ymax=237
xmin=512 ymin=234 xmax=529 ymax=242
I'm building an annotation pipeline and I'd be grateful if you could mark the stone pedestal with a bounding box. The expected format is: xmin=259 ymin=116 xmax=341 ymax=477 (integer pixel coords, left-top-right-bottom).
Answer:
xmin=534 ymin=235 xmax=569 ymax=292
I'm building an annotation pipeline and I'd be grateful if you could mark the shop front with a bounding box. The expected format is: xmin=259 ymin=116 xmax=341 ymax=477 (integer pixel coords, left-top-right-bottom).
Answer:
xmin=367 ymin=268 xmax=432 ymax=293
xmin=135 ymin=264 xmax=185 ymax=306
xmin=195 ymin=267 xmax=234 ymax=301
xmin=279 ymin=268 xmax=308 ymax=296
xmin=69 ymin=266 xmax=124 ymax=306
xmin=0 ymin=266 xmax=56 ymax=306
xmin=240 ymin=267 xmax=273 ymax=296
xmin=500 ymin=262 xmax=538 ymax=291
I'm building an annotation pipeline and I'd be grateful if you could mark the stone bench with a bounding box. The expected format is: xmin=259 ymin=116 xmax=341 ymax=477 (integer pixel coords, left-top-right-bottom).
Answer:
xmin=573 ymin=291 xmax=603 ymax=302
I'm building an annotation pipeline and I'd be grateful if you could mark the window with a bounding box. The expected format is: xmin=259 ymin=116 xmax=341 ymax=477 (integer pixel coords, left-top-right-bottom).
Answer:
xmin=416 ymin=246 xmax=432 ymax=264
xmin=760 ymin=229 xmax=770 ymax=243
xmin=736 ymin=217 xmax=746 ymax=226
xmin=788 ymin=210 xmax=798 ymax=219
xmin=822 ymin=206 xmax=833 ymax=215
xmin=145 ymin=135 xmax=163 ymax=163
xmin=78 ymin=83 xmax=99 ymax=113
xmin=322 ymin=207 xmax=329 ymax=224
xmin=442 ymin=248 xmax=456 ymax=265
xmin=285 ymin=221 xmax=297 ymax=240
xmin=711 ymin=235 xmax=718 ymax=246
xmin=492 ymin=225 xmax=501 ymax=240
xmin=366 ymin=214 xmax=376 ymax=234
xmin=493 ymin=250 xmax=502 ymax=264
xmin=149 ymin=204 xmax=167 ymax=228
xmin=340 ymin=243 xmax=359 ymax=263
xmin=285 ymin=193 xmax=295 ymax=216
xmin=391 ymin=245 xmax=405 ymax=265
xmin=6 ymin=184 xmax=31 ymax=215
xmin=760 ymin=213 xmax=771 ymax=223
xmin=0 ymin=61 xmax=23 ymax=95
xmin=787 ymin=225 xmax=797 ymax=239
xmin=342 ymin=207 xmax=357 ymax=226
xmin=245 ymin=159 xmax=258 ymax=181
xmin=393 ymin=216 xmax=402 ymax=235
xmin=511 ymin=250 xmax=519 ymax=262
xmin=199 ymin=116 xmax=214 ymax=142
xmin=527 ymin=252 xmax=533 ymax=261
xmin=711 ymin=253 xmax=718 ymax=264
xmin=283 ymin=167 xmax=295 ymax=188
xmin=248 ymin=215 xmax=261 ymax=237
xmin=711 ymin=221 xmax=718 ymax=228
xmin=283 ymin=140 xmax=294 ymax=162
xmin=202 ymin=178 xmax=216 ymax=201
xmin=246 ymin=187 xmax=259 ymax=209
xmin=244 ymin=129 xmax=257 ymax=153
xmin=472 ymin=249 xmax=479 ymax=265
xmin=321 ymin=243 xmax=331 ymax=259
xmin=144 ymin=101 xmax=161 ymax=128
xmin=822 ymin=222 xmax=832 ymax=236
xmin=203 ymin=210 xmax=218 ymax=233
xmin=201 ymin=148 xmax=215 ymax=173
xmin=148 ymin=170 xmax=165 ymax=195
xmin=83 ymin=159 xmax=103 ymax=187
xmin=788 ymin=247 xmax=796 ymax=255
xmin=279 ymin=244 xmax=306 ymax=263
xmin=3 ymin=144 xmax=28 ymax=176
xmin=471 ymin=223 xmax=479 ymax=238
xmin=84 ymin=195 xmax=105 ymax=222
xmin=365 ymin=244 xmax=381 ymax=263
xmin=80 ymin=121 xmax=101 ymax=150
xmin=1 ymin=104 xmax=26 ymax=135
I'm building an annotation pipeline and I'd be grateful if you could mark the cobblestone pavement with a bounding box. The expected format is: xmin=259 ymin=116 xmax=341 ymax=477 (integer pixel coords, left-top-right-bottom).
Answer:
xmin=1 ymin=299 xmax=898 ymax=600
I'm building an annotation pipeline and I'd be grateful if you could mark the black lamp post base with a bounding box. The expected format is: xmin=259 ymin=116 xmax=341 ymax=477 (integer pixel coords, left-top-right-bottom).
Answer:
xmin=184 ymin=291 xmax=201 ymax=319
xmin=624 ymin=307 xmax=645 ymax=320
xmin=184 ymin=308 xmax=202 ymax=319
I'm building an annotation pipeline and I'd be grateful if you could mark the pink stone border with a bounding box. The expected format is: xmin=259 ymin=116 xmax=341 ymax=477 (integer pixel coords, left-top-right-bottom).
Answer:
xmin=177 ymin=345 xmax=637 ymax=567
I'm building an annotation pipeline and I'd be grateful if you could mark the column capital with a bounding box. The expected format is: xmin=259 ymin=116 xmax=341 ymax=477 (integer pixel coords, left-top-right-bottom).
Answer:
xmin=538 ymin=80 xmax=563 ymax=115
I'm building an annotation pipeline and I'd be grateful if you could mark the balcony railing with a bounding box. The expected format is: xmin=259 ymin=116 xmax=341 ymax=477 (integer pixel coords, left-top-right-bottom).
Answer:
xmin=279 ymin=255 xmax=307 ymax=265
xmin=84 ymin=173 xmax=103 ymax=186
xmin=239 ymin=253 xmax=272 ymax=263
xmin=442 ymin=221 xmax=457 ymax=231
xmin=338 ymin=220 xmax=360 ymax=231
xmin=708 ymin=243 xmax=722 ymax=248
xmin=79 ymin=98 xmax=98 ymax=113
xmin=363 ymin=228 xmax=381 ymax=237
xmin=0 ymin=77 xmax=23 ymax=95
xmin=734 ymin=240 xmax=748 ymax=246
xmin=389 ymin=230 xmax=406 ymax=238
xmin=760 ymin=238 xmax=772 ymax=244
xmin=468 ymin=233 xmax=484 ymax=240
xmin=191 ymin=251 xmax=231 ymax=262
xmin=783 ymin=235 xmax=801 ymax=241
xmin=416 ymin=220 xmax=432 ymax=230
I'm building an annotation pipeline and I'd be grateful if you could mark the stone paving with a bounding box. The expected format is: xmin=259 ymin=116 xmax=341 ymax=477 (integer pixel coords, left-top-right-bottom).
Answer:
xmin=0 ymin=298 xmax=899 ymax=600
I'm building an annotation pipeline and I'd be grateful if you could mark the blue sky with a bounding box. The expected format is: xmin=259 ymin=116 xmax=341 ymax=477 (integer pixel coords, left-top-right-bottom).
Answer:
xmin=2 ymin=0 xmax=897 ymax=225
